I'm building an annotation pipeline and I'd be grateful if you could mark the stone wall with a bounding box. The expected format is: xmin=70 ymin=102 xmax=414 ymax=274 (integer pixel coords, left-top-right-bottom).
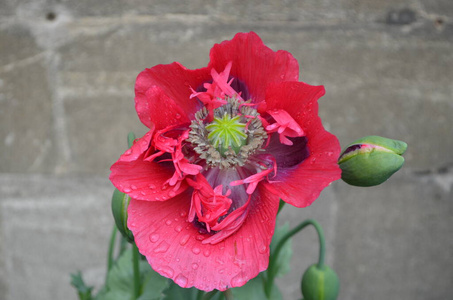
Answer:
xmin=1 ymin=1 xmax=452 ymax=299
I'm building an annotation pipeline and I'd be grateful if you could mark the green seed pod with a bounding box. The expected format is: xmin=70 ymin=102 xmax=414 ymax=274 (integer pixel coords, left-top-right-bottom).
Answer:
xmin=111 ymin=188 xmax=134 ymax=243
xmin=301 ymin=264 xmax=340 ymax=300
xmin=338 ymin=136 xmax=407 ymax=187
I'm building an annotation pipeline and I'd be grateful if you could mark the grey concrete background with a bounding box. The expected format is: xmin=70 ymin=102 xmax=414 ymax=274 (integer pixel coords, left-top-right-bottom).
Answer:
xmin=1 ymin=1 xmax=452 ymax=299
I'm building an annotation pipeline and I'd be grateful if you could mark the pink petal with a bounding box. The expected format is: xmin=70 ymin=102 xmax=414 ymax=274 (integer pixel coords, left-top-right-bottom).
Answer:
xmin=135 ymin=62 xmax=210 ymax=129
xmin=110 ymin=129 xmax=188 ymax=201
xmin=128 ymin=185 xmax=279 ymax=291
xmin=263 ymin=82 xmax=341 ymax=207
xmin=208 ymin=32 xmax=299 ymax=103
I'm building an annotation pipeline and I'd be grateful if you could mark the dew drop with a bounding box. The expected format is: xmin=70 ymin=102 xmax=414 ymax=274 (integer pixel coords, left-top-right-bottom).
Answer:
xmin=215 ymin=257 xmax=225 ymax=265
xmin=174 ymin=274 xmax=188 ymax=287
xmin=258 ymin=244 xmax=267 ymax=254
xmin=196 ymin=235 xmax=204 ymax=241
xmin=124 ymin=149 xmax=132 ymax=155
xmin=175 ymin=113 xmax=181 ymax=119
xmin=140 ymin=191 xmax=146 ymax=196
xmin=155 ymin=197 xmax=160 ymax=201
xmin=231 ymin=273 xmax=247 ymax=288
xmin=158 ymin=266 xmax=174 ymax=278
xmin=192 ymin=263 xmax=199 ymax=270
xmin=180 ymin=211 xmax=187 ymax=217
xmin=203 ymin=250 xmax=211 ymax=257
xmin=174 ymin=225 xmax=183 ymax=232
xmin=123 ymin=187 xmax=132 ymax=193
xmin=165 ymin=219 xmax=172 ymax=226
xmin=149 ymin=234 xmax=160 ymax=243
xmin=180 ymin=234 xmax=190 ymax=246
xmin=169 ymin=191 xmax=176 ymax=197
xmin=148 ymin=184 xmax=156 ymax=189
xmin=218 ymin=268 xmax=225 ymax=274
xmin=192 ymin=247 xmax=201 ymax=255
xmin=131 ymin=185 xmax=137 ymax=190
xmin=154 ymin=241 xmax=170 ymax=253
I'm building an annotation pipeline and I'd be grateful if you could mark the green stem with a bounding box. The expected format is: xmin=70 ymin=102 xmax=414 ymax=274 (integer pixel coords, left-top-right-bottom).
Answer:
xmin=201 ymin=290 xmax=219 ymax=300
xmin=223 ymin=289 xmax=234 ymax=300
xmin=106 ymin=225 xmax=117 ymax=280
xmin=118 ymin=235 xmax=128 ymax=258
xmin=127 ymin=132 xmax=136 ymax=148
xmin=265 ymin=219 xmax=326 ymax=297
xmin=132 ymin=243 xmax=141 ymax=299
xmin=277 ymin=199 xmax=286 ymax=215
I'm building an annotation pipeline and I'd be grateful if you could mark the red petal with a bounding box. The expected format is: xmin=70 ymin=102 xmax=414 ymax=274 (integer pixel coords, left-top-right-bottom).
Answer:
xmin=263 ymin=82 xmax=341 ymax=207
xmin=128 ymin=185 xmax=279 ymax=291
xmin=110 ymin=129 xmax=188 ymax=201
xmin=135 ymin=62 xmax=210 ymax=129
xmin=208 ymin=32 xmax=299 ymax=103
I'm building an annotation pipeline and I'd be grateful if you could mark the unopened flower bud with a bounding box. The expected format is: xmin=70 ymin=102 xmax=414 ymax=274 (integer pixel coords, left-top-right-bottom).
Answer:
xmin=111 ymin=188 xmax=134 ymax=242
xmin=301 ymin=264 xmax=340 ymax=300
xmin=338 ymin=136 xmax=407 ymax=187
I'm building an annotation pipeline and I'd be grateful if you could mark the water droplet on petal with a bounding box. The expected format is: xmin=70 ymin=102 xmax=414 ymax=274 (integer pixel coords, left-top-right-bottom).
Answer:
xmin=174 ymin=225 xmax=183 ymax=233
xmin=192 ymin=247 xmax=201 ymax=255
xmin=196 ymin=235 xmax=204 ymax=241
xmin=203 ymin=250 xmax=211 ymax=257
xmin=174 ymin=274 xmax=188 ymax=287
xmin=131 ymin=185 xmax=137 ymax=190
xmin=175 ymin=113 xmax=181 ymax=119
xmin=231 ymin=273 xmax=247 ymax=288
xmin=154 ymin=241 xmax=170 ymax=253
xmin=155 ymin=197 xmax=160 ymax=201
xmin=258 ymin=244 xmax=267 ymax=254
xmin=158 ymin=266 xmax=174 ymax=278
xmin=215 ymin=257 xmax=225 ymax=265
xmin=149 ymin=184 xmax=156 ymax=189
xmin=140 ymin=191 xmax=146 ymax=196
xmin=169 ymin=191 xmax=176 ymax=197
xmin=192 ymin=263 xmax=199 ymax=270
xmin=124 ymin=187 xmax=132 ymax=193
xmin=124 ymin=149 xmax=132 ymax=155
xmin=218 ymin=268 xmax=225 ymax=274
xmin=180 ymin=234 xmax=190 ymax=246
xmin=149 ymin=234 xmax=160 ymax=243
xmin=180 ymin=211 xmax=187 ymax=217
xmin=165 ymin=219 xmax=172 ymax=226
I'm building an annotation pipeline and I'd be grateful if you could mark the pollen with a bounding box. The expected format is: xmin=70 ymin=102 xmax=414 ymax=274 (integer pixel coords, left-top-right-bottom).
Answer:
xmin=206 ymin=114 xmax=247 ymax=154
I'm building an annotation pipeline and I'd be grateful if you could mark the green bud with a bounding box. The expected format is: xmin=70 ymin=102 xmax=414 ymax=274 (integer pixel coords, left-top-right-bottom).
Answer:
xmin=338 ymin=135 xmax=407 ymax=187
xmin=301 ymin=264 xmax=339 ymax=300
xmin=111 ymin=188 xmax=134 ymax=243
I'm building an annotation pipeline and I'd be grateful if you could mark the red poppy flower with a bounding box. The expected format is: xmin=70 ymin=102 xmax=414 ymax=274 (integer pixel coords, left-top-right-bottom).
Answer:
xmin=110 ymin=32 xmax=341 ymax=291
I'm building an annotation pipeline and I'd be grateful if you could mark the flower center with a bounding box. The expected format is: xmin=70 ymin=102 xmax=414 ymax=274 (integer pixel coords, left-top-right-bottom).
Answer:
xmin=187 ymin=97 xmax=267 ymax=169
xmin=206 ymin=113 xmax=247 ymax=156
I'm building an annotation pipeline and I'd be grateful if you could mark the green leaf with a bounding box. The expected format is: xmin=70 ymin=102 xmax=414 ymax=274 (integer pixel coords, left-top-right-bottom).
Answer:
xmin=231 ymin=273 xmax=282 ymax=300
xmin=162 ymin=282 xmax=199 ymax=300
xmin=70 ymin=271 xmax=93 ymax=300
xmin=270 ymin=222 xmax=293 ymax=277
xmin=138 ymin=272 xmax=169 ymax=300
xmin=96 ymin=249 xmax=167 ymax=300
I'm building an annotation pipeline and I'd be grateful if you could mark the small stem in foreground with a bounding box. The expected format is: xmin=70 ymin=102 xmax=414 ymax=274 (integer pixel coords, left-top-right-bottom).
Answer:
xmin=132 ymin=243 xmax=141 ymax=299
xmin=201 ymin=290 xmax=219 ymax=300
xmin=277 ymin=199 xmax=286 ymax=215
xmin=106 ymin=226 xmax=117 ymax=280
xmin=265 ymin=219 xmax=326 ymax=298
xmin=223 ymin=289 xmax=234 ymax=300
